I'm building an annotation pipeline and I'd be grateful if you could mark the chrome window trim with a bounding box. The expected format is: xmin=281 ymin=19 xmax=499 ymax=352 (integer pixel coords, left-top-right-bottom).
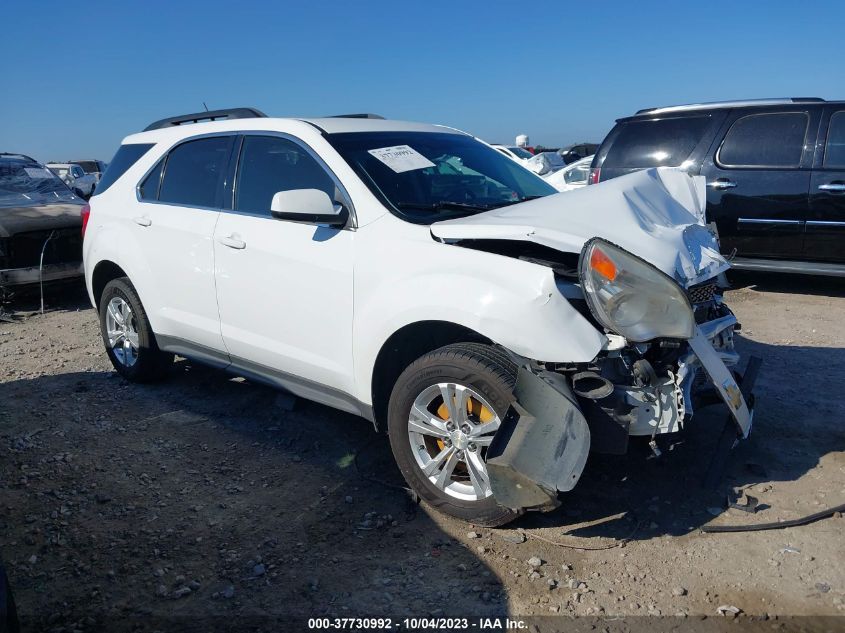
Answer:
xmin=716 ymin=111 xmax=810 ymax=170
xmin=737 ymin=218 xmax=802 ymax=225
xmin=229 ymin=130 xmax=358 ymax=230
xmin=806 ymin=220 xmax=845 ymax=227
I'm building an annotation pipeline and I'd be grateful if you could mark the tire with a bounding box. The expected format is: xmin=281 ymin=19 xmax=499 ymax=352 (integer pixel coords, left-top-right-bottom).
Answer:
xmin=387 ymin=342 xmax=521 ymax=527
xmin=98 ymin=277 xmax=173 ymax=382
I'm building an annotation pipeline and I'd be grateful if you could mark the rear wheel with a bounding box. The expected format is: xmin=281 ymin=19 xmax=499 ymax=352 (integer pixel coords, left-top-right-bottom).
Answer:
xmin=98 ymin=278 xmax=173 ymax=382
xmin=387 ymin=343 xmax=521 ymax=526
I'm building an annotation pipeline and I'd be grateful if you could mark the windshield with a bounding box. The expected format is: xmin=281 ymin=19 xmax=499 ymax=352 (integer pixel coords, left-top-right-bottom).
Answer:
xmin=326 ymin=132 xmax=556 ymax=222
xmin=0 ymin=160 xmax=77 ymax=207
xmin=508 ymin=146 xmax=533 ymax=160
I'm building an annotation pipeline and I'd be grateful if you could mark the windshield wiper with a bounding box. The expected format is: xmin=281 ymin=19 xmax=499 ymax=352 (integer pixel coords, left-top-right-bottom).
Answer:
xmin=396 ymin=201 xmax=495 ymax=212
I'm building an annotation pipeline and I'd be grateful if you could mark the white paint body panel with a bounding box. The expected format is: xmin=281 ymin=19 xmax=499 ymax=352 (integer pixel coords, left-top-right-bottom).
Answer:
xmin=213 ymin=213 xmax=355 ymax=396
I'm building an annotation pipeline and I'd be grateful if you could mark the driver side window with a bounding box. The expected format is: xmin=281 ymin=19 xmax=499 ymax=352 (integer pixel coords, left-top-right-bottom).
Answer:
xmin=234 ymin=136 xmax=337 ymax=217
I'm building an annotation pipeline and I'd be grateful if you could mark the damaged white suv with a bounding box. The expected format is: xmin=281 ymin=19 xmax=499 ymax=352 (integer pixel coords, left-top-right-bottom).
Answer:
xmin=84 ymin=108 xmax=757 ymax=526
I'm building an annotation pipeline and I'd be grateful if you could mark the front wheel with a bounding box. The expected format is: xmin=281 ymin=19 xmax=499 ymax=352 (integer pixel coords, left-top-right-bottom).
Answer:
xmin=387 ymin=343 xmax=521 ymax=527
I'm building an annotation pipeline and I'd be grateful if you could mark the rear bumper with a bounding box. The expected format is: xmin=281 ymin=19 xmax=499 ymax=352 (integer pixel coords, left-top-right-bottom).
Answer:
xmin=0 ymin=262 xmax=84 ymax=286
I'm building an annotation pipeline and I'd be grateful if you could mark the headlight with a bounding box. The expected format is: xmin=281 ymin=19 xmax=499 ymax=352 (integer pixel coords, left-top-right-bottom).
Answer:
xmin=579 ymin=238 xmax=695 ymax=342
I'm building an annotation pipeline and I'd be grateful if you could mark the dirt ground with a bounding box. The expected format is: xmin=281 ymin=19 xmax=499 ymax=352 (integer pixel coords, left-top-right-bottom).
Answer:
xmin=1 ymin=272 xmax=844 ymax=631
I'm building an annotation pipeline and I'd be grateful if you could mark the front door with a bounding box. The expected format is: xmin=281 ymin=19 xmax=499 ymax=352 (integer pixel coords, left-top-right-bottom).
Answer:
xmin=808 ymin=108 xmax=845 ymax=262
xmin=702 ymin=109 xmax=817 ymax=259
xmin=213 ymin=134 xmax=356 ymax=405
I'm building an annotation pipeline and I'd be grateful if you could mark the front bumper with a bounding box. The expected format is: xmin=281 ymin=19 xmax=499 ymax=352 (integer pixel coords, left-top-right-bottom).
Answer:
xmin=0 ymin=262 xmax=84 ymax=286
xmin=486 ymin=317 xmax=759 ymax=511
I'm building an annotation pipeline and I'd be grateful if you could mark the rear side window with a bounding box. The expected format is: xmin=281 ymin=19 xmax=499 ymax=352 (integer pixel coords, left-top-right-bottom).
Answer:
xmin=95 ymin=143 xmax=154 ymax=194
xmin=718 ymin=112 xmax=808 ymax=168
xmin=159 ymin=136 xmax=234 ymax=208
xmin=824 ymin=111 xmax=845 ymax=168
xmin=234 ymin=135 xmax=336 ymax=216
xmin=602 ymin=116 xmax=710 ymax=168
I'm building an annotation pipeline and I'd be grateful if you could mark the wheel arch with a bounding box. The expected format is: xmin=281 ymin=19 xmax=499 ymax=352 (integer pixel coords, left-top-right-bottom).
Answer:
xmin=91 ymin=260 xmax=129 ymax=311
xmin=370 ymin=320 xmax=491 ymax=432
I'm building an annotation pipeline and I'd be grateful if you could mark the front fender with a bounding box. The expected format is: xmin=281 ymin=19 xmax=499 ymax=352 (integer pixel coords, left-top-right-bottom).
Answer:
xmin=351 ymin=217 xmax=606 ymax=405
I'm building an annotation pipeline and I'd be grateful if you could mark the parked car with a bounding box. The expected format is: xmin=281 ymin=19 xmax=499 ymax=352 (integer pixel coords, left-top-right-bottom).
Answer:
xmin=558 ymin=143 xmax=599 ymax=165
xmin=544 ymin=155 xmax=593 ymax=192
xmin=69 ymin=159 xmax=108 ymax=183
xmin=491 ymin=144 xmax=534 ymax=165
xmin=589 ymin=97 xmax=845 ymax=276
xmin=46 ymin=162 xmax=97 ymax=198
xmin=0 ymin=154 xmax=85 ymax=290
xmin=84 ymin=108 xmax=754 ymax=526
xmin=526 ymin=151 xmax=566 ymax=177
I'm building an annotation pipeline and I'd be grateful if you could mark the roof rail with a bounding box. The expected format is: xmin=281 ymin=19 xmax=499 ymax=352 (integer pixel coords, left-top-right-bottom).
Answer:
xmin=328 ymin=113 xmax=385 ymax=119
xmin=143 ymin=107 xmax=267 ymax=132
xmin=0 ymin=152 xmax=37 ymax=162
xmin=635 ymin=98 xmax=826 ymax=116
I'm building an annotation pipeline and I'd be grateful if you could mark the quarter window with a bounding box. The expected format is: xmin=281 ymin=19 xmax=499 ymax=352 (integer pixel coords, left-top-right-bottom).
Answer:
xmin=158 ymin=136 xmax=234 ymax=208
xmin=602 ymin=116 xmax=711 ymax=168
xmin=824 ymin=111 xmax=845 ymax=168
xmin=718 ymin=112 xmax=808 ymax=168
xmin=138 ymin=158 xmax=164 ymax=200
xmin=234 ymin=135 xmax=336 ymax=216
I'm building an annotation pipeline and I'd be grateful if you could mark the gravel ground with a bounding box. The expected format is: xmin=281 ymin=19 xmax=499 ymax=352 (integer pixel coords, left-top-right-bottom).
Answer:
xmin=1 ymin=273 xmax=844 ymax=631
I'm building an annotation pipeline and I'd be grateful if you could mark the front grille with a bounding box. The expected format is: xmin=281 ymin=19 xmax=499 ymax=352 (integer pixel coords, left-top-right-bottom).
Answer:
xmin=687 ymin=282 xmax=717 ymax=305
xmin=9 ymin=229 xmax=82 ymax=268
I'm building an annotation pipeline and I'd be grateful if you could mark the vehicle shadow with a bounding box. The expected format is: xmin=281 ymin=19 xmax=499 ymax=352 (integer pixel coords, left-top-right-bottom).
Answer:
xmin=518 ymin=331 xmax=845 ymax=539
xmin=0 ymin=361 xmax=507 ymax=629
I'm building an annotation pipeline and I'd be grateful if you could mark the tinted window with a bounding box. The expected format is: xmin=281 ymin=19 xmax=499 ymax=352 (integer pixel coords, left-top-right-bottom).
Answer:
xmin=159 ymin=136 xmax=234 ymax=208
xmin=718 ymin=112 xmax=808 ymax=167
xmin=139 ymin=158 xmax=164 ymax=200
xmin=96 ymin=143 xmax=154 ymax=194
xmin=74 ymin=161 xmax=100 ymax=173
xmin=602 ymin=116 xmax=710 ymax=169
xmin=235 ymin=136 xmax=336 ymax=216
xmin=824 ymin=111 xmax=845 ymax=168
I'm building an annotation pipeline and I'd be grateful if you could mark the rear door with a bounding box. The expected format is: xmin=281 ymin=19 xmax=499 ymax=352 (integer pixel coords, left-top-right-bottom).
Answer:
xmin=134 ymin=134 xmax=235 ymax=356
xmin=701 ymin=107 xmax=819 ymax=259
xmin=808 ymin=107 xmax=845 ymax=262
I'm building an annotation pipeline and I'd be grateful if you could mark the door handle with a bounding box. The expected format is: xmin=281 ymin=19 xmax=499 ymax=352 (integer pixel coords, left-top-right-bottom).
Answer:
xmin=218 ymin=235 xmax=246 ymax=249
xmin=818 ymin=182 xmax=845 ymax=193
xmin=133 ymin=216 xmax=151 ymax=227
xmin=707 ymin=179 xmax=737 ymax=190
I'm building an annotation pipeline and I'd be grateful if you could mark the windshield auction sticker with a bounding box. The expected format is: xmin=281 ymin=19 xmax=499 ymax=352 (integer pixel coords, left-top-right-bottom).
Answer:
xmin=368 ymin=145 xmax=435 ymax=173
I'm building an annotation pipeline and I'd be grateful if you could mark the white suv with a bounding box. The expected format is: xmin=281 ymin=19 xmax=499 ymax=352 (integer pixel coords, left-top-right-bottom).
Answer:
xmin=83 ymin=108 xmax=757 ymax=526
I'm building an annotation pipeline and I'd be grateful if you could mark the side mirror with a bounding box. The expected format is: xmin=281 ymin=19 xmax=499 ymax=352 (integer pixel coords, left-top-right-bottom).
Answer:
xmin=270 ymin=189 xmax=348 ymax=227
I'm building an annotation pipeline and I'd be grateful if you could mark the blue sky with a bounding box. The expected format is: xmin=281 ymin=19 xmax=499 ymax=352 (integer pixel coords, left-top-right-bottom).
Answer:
xmin=3 ymin=1 xmax=844 ymax=162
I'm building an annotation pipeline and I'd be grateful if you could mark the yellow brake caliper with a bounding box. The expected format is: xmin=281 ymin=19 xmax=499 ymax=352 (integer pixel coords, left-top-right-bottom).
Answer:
xmin=435 ymin=396 xmax=495 ymax=450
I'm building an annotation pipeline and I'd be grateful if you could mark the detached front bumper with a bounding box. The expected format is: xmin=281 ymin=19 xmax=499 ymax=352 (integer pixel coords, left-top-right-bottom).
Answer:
xmin=0 ymin=262 xmax=84 ymax=286
xmin=688 ymin=324 xmax=755 ymax=438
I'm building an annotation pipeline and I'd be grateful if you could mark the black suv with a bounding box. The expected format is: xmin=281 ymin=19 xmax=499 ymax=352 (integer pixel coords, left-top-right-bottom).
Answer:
xmin=589 ymin=98 xmax=845 ymax=276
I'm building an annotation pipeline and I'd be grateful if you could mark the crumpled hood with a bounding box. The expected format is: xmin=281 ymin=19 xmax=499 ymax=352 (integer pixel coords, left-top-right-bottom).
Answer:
xmin=430 ymin=168 xmax=729 ymax=287
xmin=0 ymin=202 xmax=84 ymax=238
